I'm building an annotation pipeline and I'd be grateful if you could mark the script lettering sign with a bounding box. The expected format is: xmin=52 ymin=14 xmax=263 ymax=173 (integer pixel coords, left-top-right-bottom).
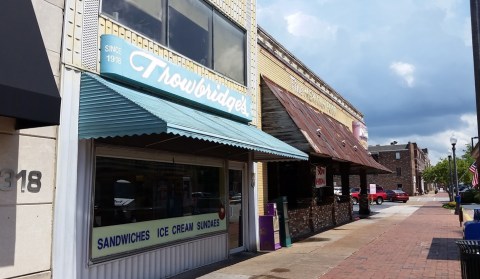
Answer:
xmin=100 ymin=35 xmax=252 ymax=122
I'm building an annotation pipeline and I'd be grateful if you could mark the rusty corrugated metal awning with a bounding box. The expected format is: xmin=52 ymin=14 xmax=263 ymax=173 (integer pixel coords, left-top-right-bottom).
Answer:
xmin=261 ymin=76 xmax=391 ymax=174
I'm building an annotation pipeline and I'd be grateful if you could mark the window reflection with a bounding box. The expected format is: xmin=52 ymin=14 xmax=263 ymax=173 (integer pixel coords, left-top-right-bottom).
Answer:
xmin=213 ymin=12 xmax=245 ymax=85
xmin=101 ymin=0 xmax=246 ymax=85
xmin=228 ymin=169 xmax=243 ymax=249
xmin=168 ymin=0 xmax=212 ymax=68
xmin=93 ymin=156 xmax=223 ymax=227
xmin=102 ymin=0 xmax=166 ymax=44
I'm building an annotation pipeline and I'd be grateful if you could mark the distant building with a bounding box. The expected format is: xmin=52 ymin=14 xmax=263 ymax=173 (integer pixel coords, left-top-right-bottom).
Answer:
xmin=367 ymin=142 xmax=432 ymax=196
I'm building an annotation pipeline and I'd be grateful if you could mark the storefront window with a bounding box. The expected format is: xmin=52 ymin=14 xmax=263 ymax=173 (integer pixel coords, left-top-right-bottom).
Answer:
xmin=168 ymin=0 xmax=212 ymax=68
xmin=100 ymin=0 xmax=246 ymax=85
xmin=91 ymin=156 xmax=227 ymax=260
xmin=101 ymin=0 xmax=166 ymax=44
xmin=213 ymin=11 xmax=245 ymax=85
xmin=94 ymin=156 xmax=225 ymax=226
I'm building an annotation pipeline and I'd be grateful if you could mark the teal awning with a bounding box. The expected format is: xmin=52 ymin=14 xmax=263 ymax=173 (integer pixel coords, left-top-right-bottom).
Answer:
xmin=79 ymin=73 xmax=308 ymax=161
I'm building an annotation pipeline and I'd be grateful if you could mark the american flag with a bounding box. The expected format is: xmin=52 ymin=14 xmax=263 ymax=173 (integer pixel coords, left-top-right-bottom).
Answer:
xmin=469 ymin=162 xmax=478 ymax=188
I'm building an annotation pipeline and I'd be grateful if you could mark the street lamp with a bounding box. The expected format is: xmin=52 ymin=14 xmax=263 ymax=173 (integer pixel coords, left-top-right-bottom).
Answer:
xmin=448 ymin=154 xmax=453 ymax=202
xmin=471 ymin=136 xmax=479 ymax=149
xmin=450 ymin=136 xmax=460 ymax=215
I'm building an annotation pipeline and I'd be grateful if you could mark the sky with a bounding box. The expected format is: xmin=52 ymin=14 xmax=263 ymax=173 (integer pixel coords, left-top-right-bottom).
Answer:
xmin=257 ymin=0 xmax=478 ymax=164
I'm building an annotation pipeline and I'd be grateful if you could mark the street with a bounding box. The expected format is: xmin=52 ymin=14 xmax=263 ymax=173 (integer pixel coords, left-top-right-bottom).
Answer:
xmin=352 ymin=193 xmax=450 ymax=212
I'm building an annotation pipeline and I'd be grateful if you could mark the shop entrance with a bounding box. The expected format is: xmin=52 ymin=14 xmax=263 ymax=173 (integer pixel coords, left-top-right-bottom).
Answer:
xmin=228 ymin=166 xmax=244 ymax=253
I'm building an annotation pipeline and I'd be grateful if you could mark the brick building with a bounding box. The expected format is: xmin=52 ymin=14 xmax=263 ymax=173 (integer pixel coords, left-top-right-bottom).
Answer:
xmin=367 ymin=142 xmax=431 ymax=196
xmin=335 ymin=142 xmax=431 ymax=196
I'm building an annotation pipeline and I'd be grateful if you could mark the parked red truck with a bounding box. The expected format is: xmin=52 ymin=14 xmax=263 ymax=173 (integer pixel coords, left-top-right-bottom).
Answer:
xmin=350 ymin=186 xmax=387 ymax=205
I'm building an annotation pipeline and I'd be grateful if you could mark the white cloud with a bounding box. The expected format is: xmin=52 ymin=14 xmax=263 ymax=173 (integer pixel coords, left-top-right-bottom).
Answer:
xmin=258 ymin=0 xmax=476 ymax=167
xmin=431 ymin=0 xmax=459 ymax=20
xmin=284 ymin=12 xmax=338 ymax=40
xmin=390 ymin=61 xmax=416 ymax=87
xmin=369 ymin=113 xmax=478 ymax=165
xmin=463 ymin=17 xmax=473 ymax=47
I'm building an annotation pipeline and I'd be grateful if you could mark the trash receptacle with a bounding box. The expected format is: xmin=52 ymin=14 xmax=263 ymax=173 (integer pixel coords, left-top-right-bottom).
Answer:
xmin=464 ymin=208 xmax=480 ymax=240
xmin=456 ymin=240 xmax=480 ymax=279
xmin=275 ymin=196 xmax=291 ymax=247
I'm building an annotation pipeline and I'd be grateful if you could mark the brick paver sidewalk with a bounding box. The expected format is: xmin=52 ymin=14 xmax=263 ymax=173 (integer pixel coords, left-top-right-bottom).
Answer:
xmin=321 ymin=196 xmax=463 ymax=279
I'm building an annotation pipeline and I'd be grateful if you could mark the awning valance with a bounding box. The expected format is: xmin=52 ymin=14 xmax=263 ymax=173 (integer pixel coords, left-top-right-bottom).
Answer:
xmin=79 ymin=73 xmax=308 ymax=162
xmin=261 ymin=76 xmax=391 ymax=173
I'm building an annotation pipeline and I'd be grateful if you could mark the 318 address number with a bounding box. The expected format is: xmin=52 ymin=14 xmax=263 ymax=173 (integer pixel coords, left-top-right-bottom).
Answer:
xmin=0 ymin=169 xmax=42 ymax=193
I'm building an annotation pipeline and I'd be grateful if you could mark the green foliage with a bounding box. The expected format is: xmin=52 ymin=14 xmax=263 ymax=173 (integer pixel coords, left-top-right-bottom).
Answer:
xmin=442 ymin=201 xmax=456 ymax=209
xmin=475 ymin=193 xmax=480 ymax=204
xmin=423 ymin=158 xmax=450 ymax=185
xmin=423 ymin=143 xmax=475 ymax=186
xmin=462 ymin=189 xmax=478 ymax=203
xmin=462 ymin=144 xmax=474 ymax=161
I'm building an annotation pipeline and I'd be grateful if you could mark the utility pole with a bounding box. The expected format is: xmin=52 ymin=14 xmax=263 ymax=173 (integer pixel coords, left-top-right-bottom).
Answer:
xmin=470 ymin=0 xmax=480 ymax=169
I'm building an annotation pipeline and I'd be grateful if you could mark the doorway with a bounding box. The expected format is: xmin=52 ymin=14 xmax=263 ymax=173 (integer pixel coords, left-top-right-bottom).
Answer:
xmin=228 ymin=166 xmax=244 ymax=253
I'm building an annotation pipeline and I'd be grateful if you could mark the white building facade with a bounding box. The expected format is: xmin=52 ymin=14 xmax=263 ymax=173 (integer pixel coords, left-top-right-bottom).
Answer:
xmin=52 ymin=1 xmax=306 ymax=279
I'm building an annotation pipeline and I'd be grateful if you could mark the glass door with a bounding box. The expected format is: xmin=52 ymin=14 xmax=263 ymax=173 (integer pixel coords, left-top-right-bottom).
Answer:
xmin=228 ymin=168 xmax=244 ymax=253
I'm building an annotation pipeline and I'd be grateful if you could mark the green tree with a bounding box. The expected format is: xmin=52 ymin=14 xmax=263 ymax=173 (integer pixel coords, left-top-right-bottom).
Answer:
xmin=423 ymin=158 xmax=450 ymax=185
xmin=458 ymin=144 xmax=475 ymax=185
xmin=423 ymin=144 xmax=475 ymax=186
xmin=461 ymin=143 xmax=473 ymax=158
xmin=423 ymin=144 xmax=475 ymax=201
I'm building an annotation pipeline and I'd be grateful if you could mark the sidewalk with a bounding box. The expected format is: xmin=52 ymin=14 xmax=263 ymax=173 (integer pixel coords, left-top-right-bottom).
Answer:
xmin=172 ymin=193 xmax=463 ymax=279
xmin=322 ymin=193 xmax=462 ymax=279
